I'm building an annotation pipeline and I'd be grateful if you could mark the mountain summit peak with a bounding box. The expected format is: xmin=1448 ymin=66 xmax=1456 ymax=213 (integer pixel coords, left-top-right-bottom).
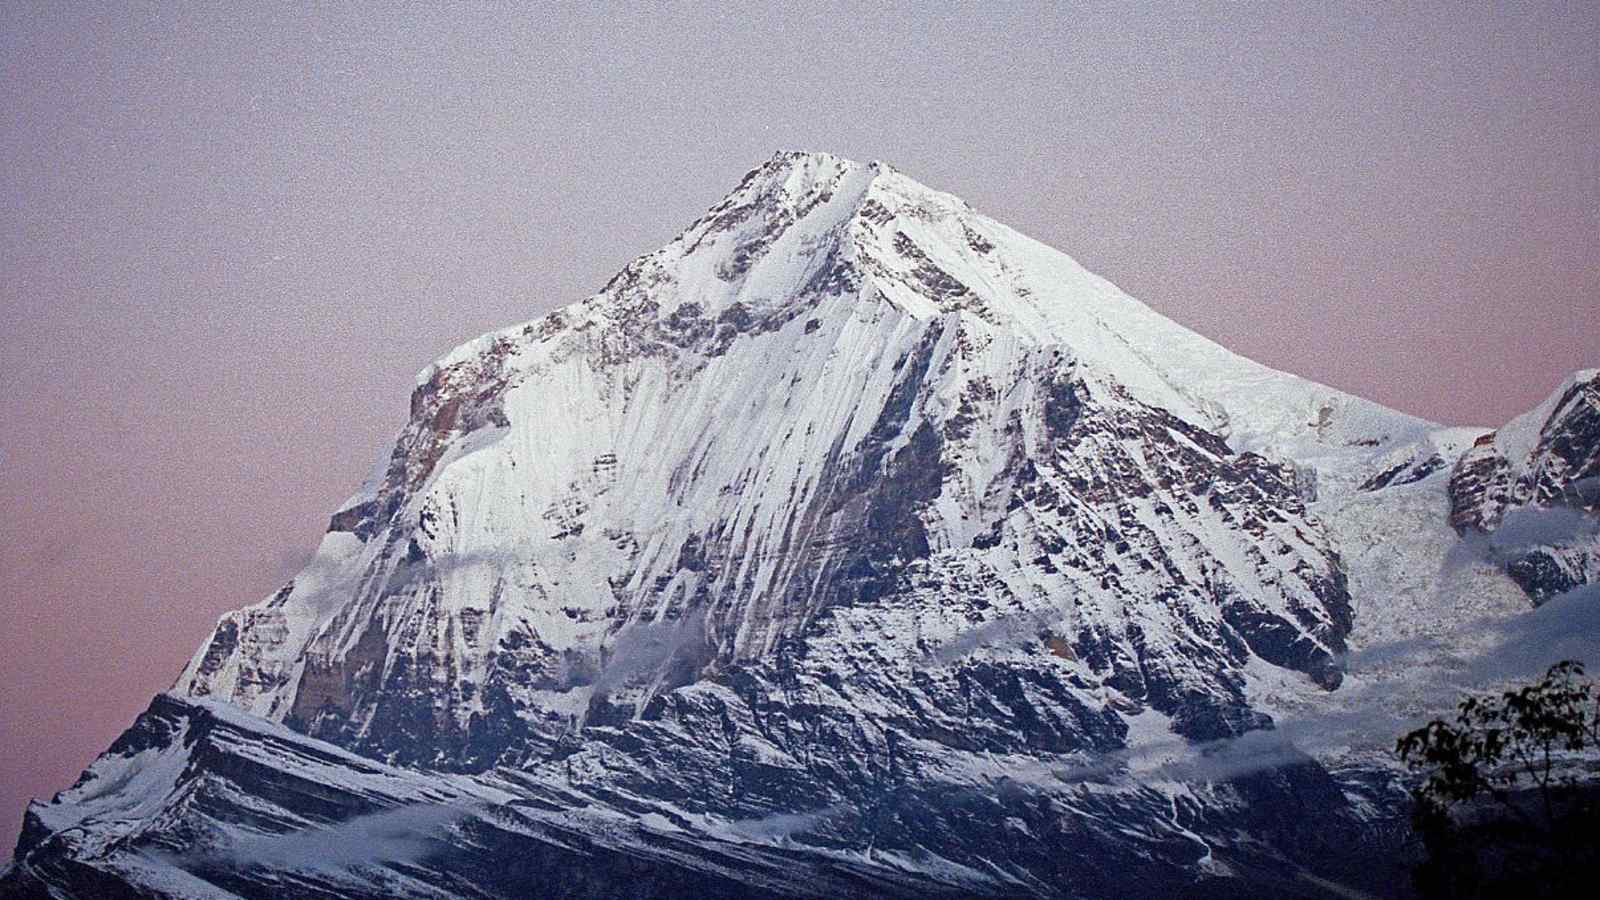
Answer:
xmin=694 ymin=150 xmax=955 ymax=246
xmin=421 ymin=151 xmax=1431 ymax=470
xmin=759 ymin=148 xmax=903 ymax=179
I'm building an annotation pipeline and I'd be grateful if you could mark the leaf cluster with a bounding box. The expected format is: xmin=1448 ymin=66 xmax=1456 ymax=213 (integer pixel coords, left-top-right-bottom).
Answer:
xmin=1395 ymin=660 xmax=1600 ymax=898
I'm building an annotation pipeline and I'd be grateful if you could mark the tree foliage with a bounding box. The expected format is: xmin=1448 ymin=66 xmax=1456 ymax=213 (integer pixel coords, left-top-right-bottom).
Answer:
xmin=1396 ymin=660 xmax=1600 ymax=899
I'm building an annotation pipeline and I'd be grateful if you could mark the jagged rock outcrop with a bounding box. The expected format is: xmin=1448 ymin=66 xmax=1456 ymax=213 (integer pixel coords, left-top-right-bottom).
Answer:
xmin=1448 ymin=370 xmax=1600 ymax=603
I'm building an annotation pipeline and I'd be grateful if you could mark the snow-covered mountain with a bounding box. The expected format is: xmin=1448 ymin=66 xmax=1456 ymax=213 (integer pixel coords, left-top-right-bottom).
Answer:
xmin=6 ymin=152 xmax=1595 ymax=899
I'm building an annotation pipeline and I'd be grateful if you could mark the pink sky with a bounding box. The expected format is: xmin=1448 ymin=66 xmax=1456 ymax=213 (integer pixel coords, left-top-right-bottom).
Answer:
xmin=2 ymin=3 xmax=1596 ymax=855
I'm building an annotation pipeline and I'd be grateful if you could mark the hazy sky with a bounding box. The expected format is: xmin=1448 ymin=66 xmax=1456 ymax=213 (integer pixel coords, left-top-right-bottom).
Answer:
xmin=1 ymin=2 xmax=1595 ymax=854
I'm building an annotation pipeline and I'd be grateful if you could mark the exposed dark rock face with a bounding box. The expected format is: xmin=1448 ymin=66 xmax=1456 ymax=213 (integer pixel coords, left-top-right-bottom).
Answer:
xmin=1360 ymin=454 xmax=1446 ymax=492
xmin=1448 ymin=372 xmax=1600 ymax=606
xmin=2 ymin=695 xmax=1414 ymax=900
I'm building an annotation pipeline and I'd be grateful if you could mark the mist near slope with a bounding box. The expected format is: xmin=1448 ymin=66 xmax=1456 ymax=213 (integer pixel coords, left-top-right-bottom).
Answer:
xmin=1104 ymin=580 xmax=1599 ymax=785
xmin=1441 ymin=497 xmax=1600 ymax=573
xmin=918 ymin=608 xmax=1061 ymax=667
xmin=165 ymin=803 xmax=476 ymax=874
xmin=260 ymin=546 xmax=712 ymax=687
xmin=589 ymin=608 xmax=711 ymax=698
xmin=726 ymin=803 xmax=855 ymax=842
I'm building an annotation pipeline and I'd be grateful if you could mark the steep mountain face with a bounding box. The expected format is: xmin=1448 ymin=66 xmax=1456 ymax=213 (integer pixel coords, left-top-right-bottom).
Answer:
xmin=175 ymin=152 xmax=1408 ymax=769
xmin=6 ymin=153 xmax=1592 ymax=899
